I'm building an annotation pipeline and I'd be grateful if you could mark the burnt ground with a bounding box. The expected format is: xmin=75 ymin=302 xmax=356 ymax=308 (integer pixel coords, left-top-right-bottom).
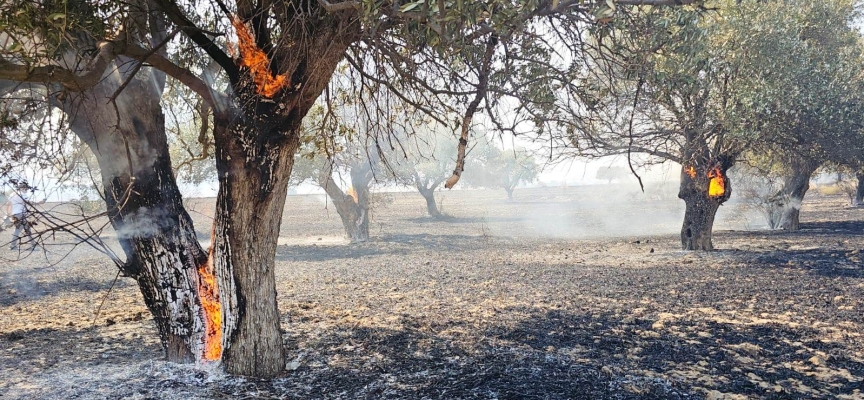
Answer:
xmin=0 ymin=186 xmax=862 ymax=399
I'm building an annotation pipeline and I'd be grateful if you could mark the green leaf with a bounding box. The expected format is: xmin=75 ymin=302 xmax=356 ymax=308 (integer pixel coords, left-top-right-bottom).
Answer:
xmin=400 ymin=1 xmax=423 ymax=12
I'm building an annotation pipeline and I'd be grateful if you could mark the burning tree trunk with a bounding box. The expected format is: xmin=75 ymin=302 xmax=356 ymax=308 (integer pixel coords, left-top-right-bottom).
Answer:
xmin=200 ymin=11 xmax=359 ymax=376
xmin=679 ymin=160 xmax=732 ymax=251
xmin=63 ymin=75 xmax=209 ymax=363
xmin=770 ymin=157 xmax=820 ymax=231
xmin=319 ymin=161 xmax=373 ymax=242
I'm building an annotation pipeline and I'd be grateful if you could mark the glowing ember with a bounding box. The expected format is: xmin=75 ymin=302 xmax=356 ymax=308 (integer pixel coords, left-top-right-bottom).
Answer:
xmin=231 ymin=16 xmax=289 ymax=98
xmin=198 ymin=249 xmax=222 ymax=361
xmin=685 ymin=166 xmax=697 ymax=179
xmin=707 ymin=166 xmax=726 ymax=197
xmin=346 ymin=186 xmax=358 ymax=203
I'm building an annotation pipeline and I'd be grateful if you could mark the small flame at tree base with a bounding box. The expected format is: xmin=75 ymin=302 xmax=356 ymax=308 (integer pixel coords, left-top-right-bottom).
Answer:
xmin=231 ymin=16 xmax=289 ymax=98
xmin=198 ymin=251 xmax=222 ymax=361
xmin=707 ymin=167 xmax=726 ymax=197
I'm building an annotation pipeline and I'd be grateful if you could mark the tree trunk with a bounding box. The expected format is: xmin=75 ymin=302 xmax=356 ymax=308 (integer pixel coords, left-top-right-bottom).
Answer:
xmin=419 ymin=188 xmax=441 ymax=218
xmin=505 ymin=187 xmax=514 ymax=201
xmin=319 ymin=161 xmax=372 ymax=242
xmin=771 ymin=158 xmax=819 ymax=231
xmin=64 ymin=73 xmax=208 ymax=363
xmin=202 ymin=8 xmax=359 ymax=377
xmin=856 ymin=170 xmax=864 ymax=205
xmin=680 ymin=194 xmax=721 ymax=250
xmin=210 ymin=116 xmax=298 ymax=377
xmin=678 ymin=160 xmax=732 ymax=251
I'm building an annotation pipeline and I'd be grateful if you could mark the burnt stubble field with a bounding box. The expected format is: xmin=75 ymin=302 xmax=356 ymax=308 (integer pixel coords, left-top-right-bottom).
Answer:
xmin=1 ymin=186 xmax=862 ymax=399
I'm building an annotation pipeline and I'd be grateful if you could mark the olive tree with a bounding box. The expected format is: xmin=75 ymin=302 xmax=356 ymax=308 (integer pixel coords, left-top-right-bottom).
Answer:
xmin=1 ymin=0 xmax=703 ymax=376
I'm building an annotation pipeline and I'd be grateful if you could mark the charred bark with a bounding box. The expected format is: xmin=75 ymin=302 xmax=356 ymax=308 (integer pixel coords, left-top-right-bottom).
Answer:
xmin=211 ymin=117 xmax=298 ymax=377
xmin=678 ymin=160 xmax=732 ymax=251
xmin=63 ymin=68 xmax=207 ymax=362
xmin=770 ymin=157 xmax=820 ymax=231
xmin=160 ymin=4 xmax=360 ymax=377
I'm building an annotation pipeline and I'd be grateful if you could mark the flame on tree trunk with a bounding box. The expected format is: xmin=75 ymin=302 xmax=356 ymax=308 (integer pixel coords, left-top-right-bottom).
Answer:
xmin=230 ymin=17 xmax=289 ymax=98
xmin=197 ymin=241 xmax=222 ymax=361
xmin=203 ymin=7 xmax=360 ymax=377
xmin=679 ymin=163 xmax=731 ymax=251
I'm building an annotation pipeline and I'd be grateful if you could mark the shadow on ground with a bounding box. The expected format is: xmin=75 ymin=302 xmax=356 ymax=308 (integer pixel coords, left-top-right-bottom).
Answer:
xmin=226 ymin=307 xmax=861 ymax=398
xmin=276 ymin=234 xmax=496 ymax=262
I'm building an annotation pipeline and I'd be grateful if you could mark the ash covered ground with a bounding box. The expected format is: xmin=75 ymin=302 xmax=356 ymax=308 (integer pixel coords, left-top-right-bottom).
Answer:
xmin=0 ymin=186 xmax=862 ymax=399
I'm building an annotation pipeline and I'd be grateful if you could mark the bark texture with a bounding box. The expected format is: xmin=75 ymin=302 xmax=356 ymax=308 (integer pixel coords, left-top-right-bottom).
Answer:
xmin=207 ymin=8 xmax=361 ymax=376
xmin=63 ymin=64 xmax=207 ymax=362
xmin=212 ymin=117 xmax=298 ymax=377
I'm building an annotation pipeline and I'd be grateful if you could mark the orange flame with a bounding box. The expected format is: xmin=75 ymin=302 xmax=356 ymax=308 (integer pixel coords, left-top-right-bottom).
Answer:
xmin=707 ymin=166 xmax=726 ymax=197
xmin=198 ymin=247 xmax=222 ymax=361
xmin=346 ymin=186 xmax=358 ymax=203
xmin=231 ymin=16 xmax=289 ymax=98
xmin=685 ymin=166 xmax=697 ymax=179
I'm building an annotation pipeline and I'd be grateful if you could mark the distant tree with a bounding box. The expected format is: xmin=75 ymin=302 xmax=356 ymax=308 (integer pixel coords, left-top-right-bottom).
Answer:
xmin=465 ymin=142 xmax=540 ymax=200
xmin=856 ymin=169 xmax=864 ymax=206
xmin=595 ymin=166 xmax=628 ymax=184
xmin=383 ymin=127 xmax=459 ymax=218
xmin=291 ymin=129 xmax=377 ymax=242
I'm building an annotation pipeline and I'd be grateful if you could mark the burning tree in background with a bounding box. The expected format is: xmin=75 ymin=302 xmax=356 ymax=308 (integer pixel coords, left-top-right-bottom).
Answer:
xmin=538 ymin=0 xmax=864 ymax=250
xmin=290 ymin=127 xmax=379 ymax=243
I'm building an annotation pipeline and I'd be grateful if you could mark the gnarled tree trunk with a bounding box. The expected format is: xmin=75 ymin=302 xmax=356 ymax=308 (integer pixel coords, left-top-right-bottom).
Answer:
xmin=205 ymin=11 xmax=360 ymax=376
xmin=64 ymin=68 xmax=208 ymax=362
xmin=414 ymin=174 xmax=443 ymax=218
xmin=770 ymin=157 xmax=820 ymax=231
xmin=319 ymin=161 xmax=373 ymax=242
xmin=678 ymin=159 xmax=732 ymax=251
